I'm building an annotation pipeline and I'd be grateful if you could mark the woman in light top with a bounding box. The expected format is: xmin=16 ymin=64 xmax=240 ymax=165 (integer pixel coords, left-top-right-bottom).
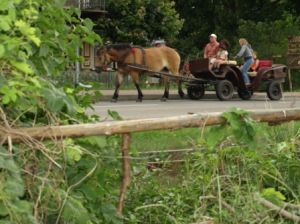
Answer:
xmin=235 ymin=38 xmax=254 ymax=86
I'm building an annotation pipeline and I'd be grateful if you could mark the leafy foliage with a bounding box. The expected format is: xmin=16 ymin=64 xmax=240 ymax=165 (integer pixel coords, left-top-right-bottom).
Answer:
xmin=96 ymin=0 xmax=183 ymax=44
xmin=206 ymin=108 xmax=257 ymax=149
xmin=1 ymin=0 xmax=300 ymax=223
xmin=238 ymin=13 xmax=300 ymax=58
xmin=0 ymin=0 xmax=101 ymax=124
xmin=0 ymin=0 xmax=106 ymax=223
xmin=173 ymin=0 xmax=300 ymax=59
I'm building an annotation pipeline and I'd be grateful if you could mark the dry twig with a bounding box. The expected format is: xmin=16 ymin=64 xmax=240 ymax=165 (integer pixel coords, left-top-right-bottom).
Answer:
xmin=199 ymin=195 xmax=236 ymax=213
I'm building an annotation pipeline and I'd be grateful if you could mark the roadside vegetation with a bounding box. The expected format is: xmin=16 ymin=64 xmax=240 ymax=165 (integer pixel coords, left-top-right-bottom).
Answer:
xmin=1 ymin=0 xmax=300 ymax=223
xmin=70 ymin=110 xmax=300 ymax=223
xmin=123 ymin=111 xmax=300 ymax=223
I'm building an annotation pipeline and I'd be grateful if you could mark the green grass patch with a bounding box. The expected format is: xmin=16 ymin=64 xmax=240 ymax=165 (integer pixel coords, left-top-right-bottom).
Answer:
xmin=131 ymin=128 xmax=201 ymax=152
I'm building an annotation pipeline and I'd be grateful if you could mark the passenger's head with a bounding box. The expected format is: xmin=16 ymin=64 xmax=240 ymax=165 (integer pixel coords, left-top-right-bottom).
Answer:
xmin=253 ymin=51 xmax=258 ymax=59
xmin=209 ymin=34 xmax=217 ymax=43
xmin=219 ymin=40 xmax=230 ymax=50
xmin=239 ymin=38 xmax=248 ymax=46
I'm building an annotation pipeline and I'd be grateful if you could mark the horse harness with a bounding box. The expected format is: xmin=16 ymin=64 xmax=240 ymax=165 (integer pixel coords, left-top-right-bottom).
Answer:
xmin=115 ymin=45 xmax=147 ymax=72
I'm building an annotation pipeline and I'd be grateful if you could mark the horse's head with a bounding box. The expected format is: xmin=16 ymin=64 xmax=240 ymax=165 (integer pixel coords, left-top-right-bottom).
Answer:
xmin=95 ymin=46 xmax=112 ymax=71
xmin=96 ymin=43 xmax=133 ymax=68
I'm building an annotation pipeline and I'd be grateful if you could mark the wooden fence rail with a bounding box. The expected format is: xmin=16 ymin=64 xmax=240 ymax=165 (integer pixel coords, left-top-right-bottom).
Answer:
xmin=2 ymin=108 xmax=300 ymax=215
xmin=1 ymin=108 xmax=300 ymax=143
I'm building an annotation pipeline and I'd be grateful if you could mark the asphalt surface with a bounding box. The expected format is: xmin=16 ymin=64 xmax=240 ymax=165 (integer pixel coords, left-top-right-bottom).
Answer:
xmin=91 ymin=93 xmax=300 ymax=120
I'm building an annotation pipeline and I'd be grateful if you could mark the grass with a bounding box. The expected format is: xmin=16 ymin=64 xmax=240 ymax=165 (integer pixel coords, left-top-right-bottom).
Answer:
xmin=130 ymin=128 xmax=201 ymax=152
xmin=130 ymin=121 xmax=300 ymax=152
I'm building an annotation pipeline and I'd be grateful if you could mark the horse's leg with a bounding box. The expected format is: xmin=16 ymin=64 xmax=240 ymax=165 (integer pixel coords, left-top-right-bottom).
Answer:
xmin=168 ymin=63 xmax=184 ymax=98
xmin=111 ymin=72 xmax=124 ymax=102
xmin=131 ymin=72 xmax=143 ymax=102
xmin=161 ymin=76 xmax=170 ymax=102
xmin=177 ymin=80 xmax=185 ymax=98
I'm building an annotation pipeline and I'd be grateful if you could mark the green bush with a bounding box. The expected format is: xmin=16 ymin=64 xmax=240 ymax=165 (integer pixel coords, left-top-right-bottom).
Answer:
xmin=124 ymin=110 xmax=300 ymax=223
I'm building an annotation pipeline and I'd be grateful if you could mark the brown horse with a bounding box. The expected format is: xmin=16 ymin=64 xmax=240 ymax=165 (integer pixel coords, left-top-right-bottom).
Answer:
xmin=96 ymin=43 xmax=184 ymax=102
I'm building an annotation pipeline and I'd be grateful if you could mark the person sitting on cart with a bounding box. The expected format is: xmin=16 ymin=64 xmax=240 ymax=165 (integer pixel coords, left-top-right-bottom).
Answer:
xmin=210 ymin=39 xmax=230 ymax=70
xmin=235 ymin=38 xmax=254 ymax=87
xmin=204 ymin=34 xmax=219 ymax=59
xmin=250 ymin=51 xmax=260 ymax=72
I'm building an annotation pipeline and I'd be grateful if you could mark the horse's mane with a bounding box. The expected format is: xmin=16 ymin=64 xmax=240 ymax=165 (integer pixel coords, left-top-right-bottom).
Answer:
xmin=107 ymin=43 xmax=132 ymax=50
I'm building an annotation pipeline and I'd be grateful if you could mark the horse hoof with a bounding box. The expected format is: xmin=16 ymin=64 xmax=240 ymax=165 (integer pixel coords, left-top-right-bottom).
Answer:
xmin=136 ymin=98 xmax=143 ymax=103
xmin=160 ymin=97 xmax=167 ymax=102
xmin=111 ymin=98 xmax=118 ymax=103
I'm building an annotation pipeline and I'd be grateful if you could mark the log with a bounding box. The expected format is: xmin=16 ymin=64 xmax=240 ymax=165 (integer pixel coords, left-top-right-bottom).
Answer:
xmin=1 ymin=109 xmax=300 ymax=143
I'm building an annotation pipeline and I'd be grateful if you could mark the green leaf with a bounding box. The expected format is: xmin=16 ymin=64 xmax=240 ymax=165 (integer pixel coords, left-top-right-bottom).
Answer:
xmin=101 ymin=204 xmax=122 ymax=224
xmin=67 ymin=146 xmax=82 ymax=163
xmin=0 ymin=44 xmax=5 ymax=58
xmin=0 ymin=0 xmax=10 ymax=10
xmin=8 ymin=7 xmax=16 ymax=21
xmin=0 ymin=17 xmax=11 ymax=31
xmin=62 ymin=196 xmax=91 ymax=224
xmin=0 ymin=85 xmax=22 ymax=104
xmin=10 ymin=61 xmax=33 ymax=74
xmin=28 ymin=77 xmax=42 ymax=88
xmin=206 ymin=125 xmax=227 ymax=149
xmin=43 ymin=88 xmax=65 ymax=112
xmin=10 ymin=200 xmax=32 ymax=213
xmin=4 ymin=177 xmax=24 ymax=198
xmin=39 ymin=45 xmax=50 ymax=57
xmin=76 ymin=136 xmax=107 ymax=148
xmin=0 ymin=202 xmax=9 ymax=216
xmin=262 ymin=188 xmax=286 ymax=205
xmin=108 ymin=110 xmax=123 ymax=121
xmin=0 ymin=156 xmax=20 ymax=173
xmin=83 ymin=18 xmax=94 ymax=31
xmin=28 ymin=34 xmax=41 ymax=46
xmin=64 ymin=139 xmax=83 ymax=164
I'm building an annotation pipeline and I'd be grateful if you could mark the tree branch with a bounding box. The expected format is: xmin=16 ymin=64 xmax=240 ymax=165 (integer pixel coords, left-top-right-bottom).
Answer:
xmin=254 ymin=193 xmax=300 ymax=223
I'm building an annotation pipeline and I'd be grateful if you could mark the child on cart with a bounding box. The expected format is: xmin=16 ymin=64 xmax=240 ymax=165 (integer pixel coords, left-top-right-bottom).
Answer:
xmin=209 ymin=40 xmax=230 ymax=70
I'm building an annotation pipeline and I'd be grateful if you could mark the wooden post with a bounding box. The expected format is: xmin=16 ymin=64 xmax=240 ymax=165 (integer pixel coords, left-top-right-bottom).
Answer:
xmin=117 ymin=133 xmax=132 ymax=215
xmin=288 ymin=68 xmax=293 ymax=92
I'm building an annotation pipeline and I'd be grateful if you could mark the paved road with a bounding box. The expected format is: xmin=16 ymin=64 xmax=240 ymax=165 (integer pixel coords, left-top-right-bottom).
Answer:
xmin=91 ymin=94 xmax=300 ymax=120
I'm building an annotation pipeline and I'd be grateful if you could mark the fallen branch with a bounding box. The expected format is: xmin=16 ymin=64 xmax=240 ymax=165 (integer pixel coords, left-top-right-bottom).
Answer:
xmin=117 ymin=133 xmax=132 ymax=215
xmin=254 ymin=193 xmax=300 ymax=223
xmin=199 ymin=195 xmax=236 ymax=213
xmin=284 ymin=202 xmax=300 ymax=210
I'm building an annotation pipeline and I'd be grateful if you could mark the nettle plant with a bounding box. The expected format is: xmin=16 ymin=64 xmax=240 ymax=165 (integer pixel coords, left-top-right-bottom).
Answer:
xmin=0 ymin=0 xmax=113 ymax=223
xmin=0 ymin=0 xmax=101 ymax=124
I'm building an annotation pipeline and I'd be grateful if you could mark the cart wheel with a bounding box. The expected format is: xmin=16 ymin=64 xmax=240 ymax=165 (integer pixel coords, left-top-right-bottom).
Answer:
xmin=267 ymin=81 xmax=282 ymax=100
xmin=238 ymin=89 xmax=252 ymax=100
xmin=215 ymin=80 xmax=234 ymax=101
xmin=187 ymin=85 xmax=205 ymax=100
